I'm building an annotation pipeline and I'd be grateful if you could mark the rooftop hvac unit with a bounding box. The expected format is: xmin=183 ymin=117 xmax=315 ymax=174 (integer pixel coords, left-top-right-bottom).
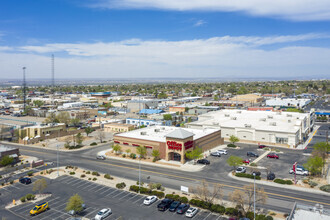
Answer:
xmin=288 ymin=120 xmax=291 ymax=123
xmin=287 ymin=114 xmax=292 ymax=117
xmin=269 ymin=122 xmax=276 ymax=126
xmin=244 ymin=124 xmax=251 ymax=128
xmin=237 ymin=111 xmax=241 ymax=113
xmin=276 ymin=112 xmax=282 ymax=115
xmin=140 ymin=132 xmax=147 ymax=135
xmin=267 ymin=115 xmax=273 ymax=119
xmin=259 ymin=118 xmax=266 ymax=121
xmin=212 ymin=122 xmax=219 ymax=125
xmin=225 ymin=114 xmax=230 ymax=117
xmin=161 ymin=127 xmax=165 ymax=130
xmin=154 ymin=129 xmax=160 ymax=132
xmin=231 ymin=117 xmax=237 ymax=120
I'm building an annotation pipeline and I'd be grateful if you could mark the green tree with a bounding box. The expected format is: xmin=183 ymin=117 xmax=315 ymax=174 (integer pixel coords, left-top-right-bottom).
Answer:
xmin=32 ymin=178 xmax=47 ymax=194
xmin=84 ymin=127 xmax=93 ymax=137
xmin=163 ymin=114 xmax=172 ymax=120
xmin=70 ymin=118 xmax=80 ymax=127
xmin=152 ymin=149 xmax=160 ymax=160
xmin=312 ymin=142 xmax=330 ymax=176
xmin=304 ymin=156 xmax=323 ymax=176
xmin=112 ymin=144 xmax=122 ymax=155
xmin=157 ymin=92 xmax=168 ymax=99
xmin=75 ymin=133 xmax=83 ymax=146
xmin=185 ymin=147 xmax=203 ymax=163
xmin=57 ymin=112 xmax=71 ymax=125
xmin=229 ymin=135 xmax=239 ymax=145
xmin=65 ymin=194 xmax=84 ymax=216
xmin=227 ymin=155 xmax=243 ymax=170
xmin=33 ymin=100 xmax=44 ymax=107
xmin=44 ymin=112 xmax=59 ymax=124
xmin=136 ymin=146 xmax=147 ymax=159
xmin=0 ymin=155 xmax=14 ymax=166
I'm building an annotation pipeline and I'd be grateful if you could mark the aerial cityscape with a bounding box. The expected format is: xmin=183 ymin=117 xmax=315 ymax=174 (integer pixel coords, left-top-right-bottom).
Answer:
xmin=0 ymin=1 xmax=329 ymax=220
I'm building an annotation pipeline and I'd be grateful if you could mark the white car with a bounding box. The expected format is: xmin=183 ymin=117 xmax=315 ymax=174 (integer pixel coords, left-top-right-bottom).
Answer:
xmin=96 ymin=155 xmax=106 ymax=160
xmin=143 ymin=196 xmax=157 ymax=205
xmin=186 ymin=207 xmax=198 ymax=218
xmin=217 ymin=149 xmax=228 ymax=155
xmin=236 ymin=166 xmax=247 ymax=173
xmin=289 ymin=168 xmax=309 ymax=176
xmin=95 ymin=208 xmax=112 ymax=220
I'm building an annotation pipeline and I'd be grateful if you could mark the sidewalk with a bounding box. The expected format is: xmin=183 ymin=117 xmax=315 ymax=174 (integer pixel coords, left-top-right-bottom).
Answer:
xmin=296 ymin=125 xmax=320 ymax=150
xmin=98 ymin=150 xmax=206 ymax=172
xmin=228 ymin=172 xmax=330 ymax=196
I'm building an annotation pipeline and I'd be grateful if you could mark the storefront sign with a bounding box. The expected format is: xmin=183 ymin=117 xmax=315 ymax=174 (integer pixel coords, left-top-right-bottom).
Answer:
xmin=184 ymin=141 xmax=194 ymax=150
xmin=167 ymin=141 xmax=182 ymax=151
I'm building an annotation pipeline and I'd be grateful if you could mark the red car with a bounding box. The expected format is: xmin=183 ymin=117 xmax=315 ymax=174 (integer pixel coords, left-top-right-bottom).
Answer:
xmin=242 ymin=159 xmax=250 ymax=164
xmin=267 ymin=153 xmax=279 ymax=159
xmin=258 ymin=145 xmax=267 ymax=149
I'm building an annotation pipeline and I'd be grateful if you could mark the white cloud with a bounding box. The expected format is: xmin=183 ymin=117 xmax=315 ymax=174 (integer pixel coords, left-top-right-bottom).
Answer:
xmin=1 ymin=34 xmax=330 ymax=79
xmin=194 ymin=20 xmax=206 ymax=27
xmin=89 ymin=0 xmax=330 ymax=21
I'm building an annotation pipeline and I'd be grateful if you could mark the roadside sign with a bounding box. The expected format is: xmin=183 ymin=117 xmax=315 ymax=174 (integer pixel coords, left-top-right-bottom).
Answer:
xmin=293 ymin=162 xmax=297 ymax=172
xmin=181 ymin=186 xmax=189 ymax=194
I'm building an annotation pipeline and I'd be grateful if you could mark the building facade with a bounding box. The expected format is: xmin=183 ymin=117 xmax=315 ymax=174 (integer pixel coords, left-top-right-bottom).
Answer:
xmin=104 ymin=123 xmax=135 ymax=133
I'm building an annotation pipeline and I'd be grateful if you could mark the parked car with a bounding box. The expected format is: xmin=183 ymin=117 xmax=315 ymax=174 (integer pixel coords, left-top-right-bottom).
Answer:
xmin=94 ymin=208 xmax=112 ymax=220
xmin=176 ymin=203 xmax=190 ymax=214
xmin=186 ymin=207 xmax=198 ymax=218
xmin=247 ymin=152 xmax=259 ymax=157
xmin=210 ymin=152 xmax=221 ymax=157
xmin=289 ymin=168 xmax=309 ymax=176
xmin=242 ymin=159 xmax=250 ymax=164
xmin=217 ymin=149 xmax=228 ymax=155
xmin=258 ymin=145 xmax=267 ymax=149
xmin=236 ymin=166 xmax=246 ymax=173
xmin=267 ymin=153 xmax=279 ymax=159
xmin=144 ymin=196 xmax=157 ymax=205
xmin=157 ymin=198 xmax=173 ymax=211
xmin=169 ymin=201 xmax=181 ymax=212
xmin=30 ymin=202 xmax=49 ymax=216
xmin=267 ymin=172 xmax=276 ymax=180
xmin=19 ymin=177 xmax=32 ymax=185
xmin=197 ymin=159 xmax=210 ymax=165
xmin=96 ymin=155 xmax=106 ymax=160
xmin=68 ymin=204 xmax=86 ymax=216
xmin=252 ymin=171 xmax=261 ymax=176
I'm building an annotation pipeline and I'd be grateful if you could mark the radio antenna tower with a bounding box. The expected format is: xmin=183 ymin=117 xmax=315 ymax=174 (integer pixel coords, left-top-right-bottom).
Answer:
xmin=22 ymin=67 xmax=27 ymax=113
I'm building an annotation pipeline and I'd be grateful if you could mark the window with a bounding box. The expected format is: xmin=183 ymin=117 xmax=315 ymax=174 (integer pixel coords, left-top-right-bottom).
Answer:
xmin=276 ymin=137 xmax=288 ymax=144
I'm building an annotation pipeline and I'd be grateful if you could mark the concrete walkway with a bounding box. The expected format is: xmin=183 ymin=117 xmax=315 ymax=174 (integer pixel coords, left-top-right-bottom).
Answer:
xmin=296 ymin=125 xmax=320 ymax=149
xmin=228 ymin=172 xmax=330 ymax=196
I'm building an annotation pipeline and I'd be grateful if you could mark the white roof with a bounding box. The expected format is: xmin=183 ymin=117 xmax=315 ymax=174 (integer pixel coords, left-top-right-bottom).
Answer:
xmin=188 ymin=109 xmax=308 ymax=133
xmin=165 ymin=129 xmax=194 ymax=139
xmin=115 ymin=126 xmax=219 ymax=142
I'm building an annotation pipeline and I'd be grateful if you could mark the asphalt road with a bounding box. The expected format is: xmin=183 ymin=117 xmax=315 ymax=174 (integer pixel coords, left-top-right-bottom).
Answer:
xmin=2 ymin=142 xmax=330 ymax=216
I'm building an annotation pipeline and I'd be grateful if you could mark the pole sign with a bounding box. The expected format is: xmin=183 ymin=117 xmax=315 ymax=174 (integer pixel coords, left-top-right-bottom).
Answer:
xmin=293 ymin=162 xmax=297 ymax=185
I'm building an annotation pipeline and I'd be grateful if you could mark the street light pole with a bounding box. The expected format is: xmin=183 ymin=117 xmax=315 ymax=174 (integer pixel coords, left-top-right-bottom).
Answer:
xmin=57 ymin=144 xmax=59 ymax=177
xmin=253 ymin=172 xmax=256 ymax=220
xmin=139 ymin=157 xmax=141 ymax=193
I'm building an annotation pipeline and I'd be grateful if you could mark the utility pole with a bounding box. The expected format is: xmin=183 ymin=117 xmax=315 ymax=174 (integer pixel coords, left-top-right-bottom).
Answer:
xmin=253 ymin=172 xmax=256 ymax=220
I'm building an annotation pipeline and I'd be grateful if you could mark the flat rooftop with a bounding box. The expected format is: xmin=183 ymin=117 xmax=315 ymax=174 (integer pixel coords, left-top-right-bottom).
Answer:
xmin=115 ymin=126 xmax=220 ymax=142
xmin=0 ymin=145 xmax=17 ymax=153
xmin=188 ymin=109 xmax=308 ymax=133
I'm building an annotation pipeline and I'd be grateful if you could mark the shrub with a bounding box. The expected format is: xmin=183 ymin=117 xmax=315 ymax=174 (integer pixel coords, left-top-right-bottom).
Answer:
xmin=152 ymin=157 xmax=158 ymax=162
xmin=90 ymin=142 xmax=98 ymax=146
xmin=210 ymin=204 xmax=225 ymax=214
xmin=136 ymin=181 xmax=144 ymax=186
xmin=250 ymin=162 xmax=257 ymax=167
xmin=0 ymin=175 xmax=2 ymax=178
xmin=227 ymin=144 xmax=236 ymax=148
xmin=275 ymin=149 xmax=280 ymax=152
xmin=130 ymin=153 xmax=136 ymax=159
xmin=69 ymin=172 xmax=75 ymax=175
xmin=308 ymin=181 xmax=318 ymax=188
xmin=302 ymin=178 xmax=309 ymax=184
xmin=92 ymin=171 xmax=100 ymax=176
xmin=225 ymin=207 xmax=239 ymax=216
xmin=122 ymin=154 xmax=126 ymax=158
xmin=104 ymin=174 xmax=113 ymax=180
xmin=40 ymin=171 xmax=43 ymax=175
xmin=274 ymin=179 xmax=293 ymax=185
xmin=86 ymin=171 xmax=91 ymax=174
xmin=155 ymin=183 xmax=162 ymax=190
xmin=20 ymin=196 xmax=26 ymax=202
xmin=116 ymin=182 xmax=126 ymax=189
xmin=92 ymin=177 xmax=97 ymax=181
xmin=31 ymin=194 xmax=36 ymax=200
xmin=235 ymin=173 xmax=261 ymax=180
xmin=266 ymin=216 xmax=274 ymax=220
xmin=151 ymin=190 xmax=165 ymax=199
xmin=27 ymin=171 xmax=33 ymax=176
xmin=246 ymin=211 xmax=254 ymax=219
xmin=88 ymin=178 xmax=91 ymax=180
xmin=25 ymin=194 xmax=34 ymax=201
xmin=10 ymin=180 xmax=14 ymax=184
xmin=1 ymin=183 xmax=4 ymax=186
xmin=80 ymin=174 xmax=86 ymax=178
xmin=263 ymin=147 xmax=270 ymax=151
xmin=320 ymin=184 xmax=330 ymax=192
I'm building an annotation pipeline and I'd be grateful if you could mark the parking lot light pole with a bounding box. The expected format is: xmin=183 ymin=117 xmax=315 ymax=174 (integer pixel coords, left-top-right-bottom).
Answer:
xmin=253 ymin=172 xmax=256 ymax=220
xmin=57 ymin=144 xmax=59 ymax=177
xmin=139 ymin=157 xmax=141 ymax=193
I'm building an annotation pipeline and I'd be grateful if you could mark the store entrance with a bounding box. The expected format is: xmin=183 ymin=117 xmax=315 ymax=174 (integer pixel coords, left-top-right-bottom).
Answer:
xmin=168 ymin=152 xmax=181 ymax=162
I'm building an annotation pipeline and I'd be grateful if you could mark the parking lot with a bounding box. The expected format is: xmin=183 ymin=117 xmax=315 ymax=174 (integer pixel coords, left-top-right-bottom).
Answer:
xmin=203 ymin=144 xmax=309 ymax=180
xmin=3 ymin=175 xmax=228 ymax=220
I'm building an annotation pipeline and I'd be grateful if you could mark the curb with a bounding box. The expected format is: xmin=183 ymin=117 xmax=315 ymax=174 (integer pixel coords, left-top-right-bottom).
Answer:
xmin=228 ymin=172 xmax=330 ymax=196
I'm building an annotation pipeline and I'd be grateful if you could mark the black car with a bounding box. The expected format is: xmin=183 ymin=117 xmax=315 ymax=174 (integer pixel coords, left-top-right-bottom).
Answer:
xmin=267 ymin=172 xmax=276 ymax=180
xmin=177 ymin=204 xmax=190 ymax=214
xmin=169 ymin=201 xmax=181 ymax=212
xmin=157 ymin=199 xmax=173 ymax=211
xmin=252 ymin=171 xmax=261 ymax=176
xmin=19 ymin=177 xmax=32 ymax=185
xmin=197 ymin=159 xmax=210 ymax=165
xmin=247 ymin=152 xmax=259 ymax=157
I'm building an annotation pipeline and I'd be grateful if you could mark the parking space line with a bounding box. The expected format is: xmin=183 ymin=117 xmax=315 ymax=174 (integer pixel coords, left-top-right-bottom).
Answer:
xmin=72 ymin=179 xmax=90 ymax=188
xmin=127 ymin=192 xmax=140 ymax=201
xmin=112 ymin=190 xmax=127 ymax=198
xmin=216 ymin=215 xmax=222 ymax=220
xmin=106 ymin=189 xmax=119 ymax=196
xmin=10 ymin=202 xmax=35 ymax=212
xmin=87 ymin=183 xmax=102 ymax=191
xmin=203 ymin=212 xmax=212 ymax=220
xmin=70 ymin=179 xmax=86 ymax=186
xmin=94 ymin=185 xmax=108 ymax=193
xmin=85 ymin=208 xmax=100 ymax=219
xmin=79 ymin=182 xmax=97 ymax=190
xmin=133 ymin=196 xmax=145 ymax=204
xmin=119 ymin=191 xmax=133 ymax=200
xmin=58 ymin=175 xmax=73 ymax=183
xmin=100 ymin=187 xmax=113 ymax=194
xmin=66 ymin=178 xmax=81 ymax=185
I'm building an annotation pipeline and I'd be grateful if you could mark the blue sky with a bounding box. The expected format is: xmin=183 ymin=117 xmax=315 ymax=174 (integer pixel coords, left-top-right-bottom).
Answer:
xmin=1 ymin=0 xmax=330 ymax=79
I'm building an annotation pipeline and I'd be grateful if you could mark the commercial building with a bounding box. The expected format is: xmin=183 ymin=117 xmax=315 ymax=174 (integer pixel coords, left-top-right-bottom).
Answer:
xmin=288 ymin=203 xmax=330 ymax=220
xmin=230 ymin=94 xmax=263 ymax=104
xmin=114 ymin=126 xmax=223 ymax=164
xmin=187 ymin=109 xmax=314 ymax=148
xmin=21 ymin=123 xmax=66 ymax=139
xmin=0 ymin=145 xmax=20 ymax=165
xmin=104 ymin=123 xmax=135 ymax=133
xmin=266 ymin=98 xmax=311 ymax=108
